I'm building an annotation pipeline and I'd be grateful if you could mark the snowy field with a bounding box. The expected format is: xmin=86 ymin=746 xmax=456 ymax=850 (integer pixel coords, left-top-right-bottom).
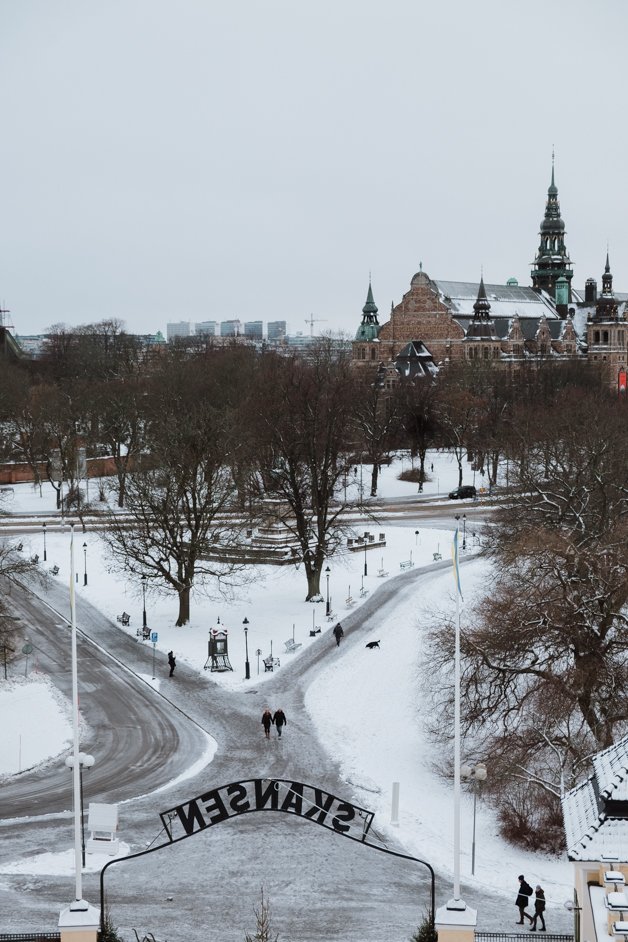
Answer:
xmin=0 ymin=451 xmax=575 ymax=925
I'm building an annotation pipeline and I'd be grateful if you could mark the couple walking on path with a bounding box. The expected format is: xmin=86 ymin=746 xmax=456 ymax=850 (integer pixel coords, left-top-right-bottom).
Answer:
xmin=261 ymin=708 xmax=287 ymax=739
xmin=516 ymin=875 xmax=546 ymax=931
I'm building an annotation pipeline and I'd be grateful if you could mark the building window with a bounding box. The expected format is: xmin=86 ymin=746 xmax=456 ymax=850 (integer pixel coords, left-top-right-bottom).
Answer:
xmin=603 ymin=331 xmax=609 ymax=344
xmin=594 ymin=331 xmax=600 ymax=344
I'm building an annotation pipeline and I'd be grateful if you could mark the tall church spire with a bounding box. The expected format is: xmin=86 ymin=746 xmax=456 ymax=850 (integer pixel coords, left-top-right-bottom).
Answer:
xmin=531 ymin=154 xmax=573 ymax=309
xmin=466 ymin=275 xmax=496 ymax=339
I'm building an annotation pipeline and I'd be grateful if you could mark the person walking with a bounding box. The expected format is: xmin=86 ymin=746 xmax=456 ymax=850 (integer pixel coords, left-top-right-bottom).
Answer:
xmin=167 ymin=651 xmax=176 ymax=677
xmin=333 ymin=623 xmax=344 ymax=647
xmin=516 ymin=875 xmax=534 ymax=925
xmin=530 ymin=886 xmax=546 ymax=932
xmin=261 ymin=708 xmax=273 ymax=740
xmin=273 ymin=708 xmax=287 ymax=738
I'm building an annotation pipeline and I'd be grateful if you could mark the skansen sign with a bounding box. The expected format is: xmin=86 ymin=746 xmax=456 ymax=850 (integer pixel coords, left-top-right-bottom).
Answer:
xmin=160 ymin=778 xmax=374 ymax=843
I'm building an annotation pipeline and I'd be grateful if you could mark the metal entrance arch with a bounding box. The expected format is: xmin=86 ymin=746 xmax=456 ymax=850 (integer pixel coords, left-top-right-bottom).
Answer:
xmin=99 ymin=777 xmax=435 ymax=933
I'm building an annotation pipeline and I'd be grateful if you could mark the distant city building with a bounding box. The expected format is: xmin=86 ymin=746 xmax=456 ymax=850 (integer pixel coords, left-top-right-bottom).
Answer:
xmin=244 ymin=321 xmax=263 ymax=340
xmin=267 ymin=320 xmax=287 ymax=341
xmin=195 ymin=321 xmax=217 ymax=336
xmin=220 ymin=319 xmax=241 ymax=337
xmin=167 ymin=321 xmax=193 ymax=342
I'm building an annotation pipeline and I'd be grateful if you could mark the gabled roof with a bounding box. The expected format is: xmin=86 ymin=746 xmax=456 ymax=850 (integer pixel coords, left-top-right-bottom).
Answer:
xmin=435 ymin=280 xmax=559 ymax=320
xmin=562 ymin=733 xmax=628 ymax=861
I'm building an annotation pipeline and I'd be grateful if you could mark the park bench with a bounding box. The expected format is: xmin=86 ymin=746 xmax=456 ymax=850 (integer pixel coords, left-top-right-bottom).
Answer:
xmin=433 ymin=552 xmax=442 ymax=561
xmin=284 ymin=638 xmax=303 ymax=654
xmin=399 ymin=560 xmax=414 ymax=571
xmin=16 ymin=542 xmax=23 ymax=552
xmin=117 ymin=612 xmax=131 ymax=626
xmin=359 ymin=587 xmax=369 ymax=598
xmin=345 ymin=595 xmax=354 ymax=608
xmin=49 ymin=564 xmax=60 ymax=576
xmin=137 ymin=626 xmax=151 ymax=640
xmin=377 ymin=566 xmax=389 ymax=577
xmin=263 ymin=655 xmax=280 ymax=672
xmin=31 ymin=554 xmax=39 ymax=564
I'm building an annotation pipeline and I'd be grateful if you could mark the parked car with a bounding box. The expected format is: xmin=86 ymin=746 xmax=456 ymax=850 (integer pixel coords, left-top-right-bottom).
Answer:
xmin=448 ymin=485 xmax=477 ymax=500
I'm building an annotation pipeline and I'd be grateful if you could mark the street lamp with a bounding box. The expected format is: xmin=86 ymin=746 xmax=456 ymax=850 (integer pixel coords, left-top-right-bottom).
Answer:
xmin=462 ymin=514 xmax=467 ymax=551
xmin=363 ymin=532 xmax=368 ymax=577
xmin=82 ymin=543 xmax=87 ymax=586
xmin=43 ymin=522 xmax=47 ymax=562
xmin=141 ymin=575 xmax=147 ymax=632
xmin=325 ymin=566 xmax=331 ymax=617
xmin=415 ymin=529 xmax=419 ymax=546
xmin=461 ymin=761 xmax=487 ymax=875
xmin=243 ymin=617 xmax=250 ymax=680
xmin=65 ymin=752 xmax=95 ymax=868
xmin=256 ymin=648 xmax=262 ymax=676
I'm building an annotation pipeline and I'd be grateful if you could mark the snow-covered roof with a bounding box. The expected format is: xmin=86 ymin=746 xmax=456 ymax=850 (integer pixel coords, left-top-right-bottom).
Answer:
xmin=435 ymin=280 xmax=559 ymax=320
xmin=562 ymin=734 xmax=628 ymax=861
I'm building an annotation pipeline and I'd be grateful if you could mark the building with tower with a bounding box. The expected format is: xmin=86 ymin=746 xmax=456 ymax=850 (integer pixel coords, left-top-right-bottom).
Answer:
xmin=352 ymin=157 xmax=621 ymax=387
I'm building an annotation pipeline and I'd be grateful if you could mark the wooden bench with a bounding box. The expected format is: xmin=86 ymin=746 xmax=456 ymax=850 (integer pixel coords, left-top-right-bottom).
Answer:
xmin=31 ymin=554 xmax=39 ymax=564
xmin=359 ymin=587 xmax=369 ymax=598
xmin=399 ymin=560 xmax=414 ymax=571
xmin=433 ymin=552 xmax=442 ymax=561
xmin=284 ymin=639 xmax=303 ymax=654
xmin=137 ymin=626 xmax=151 ymax=641
xmin=49 ymin=564 xmax=60 ymax=576
xmin=345 ymin=596 xmax=354 ymax=608
xmin=16 ymin=542 xmax=23 ymax=552
xmin=263 ymin=656 xmax=280 ymax=672
xmin=377 ymin=567 xmax=389 ymax=577
xmin=117 ymin=612 xmax=131 ymax=626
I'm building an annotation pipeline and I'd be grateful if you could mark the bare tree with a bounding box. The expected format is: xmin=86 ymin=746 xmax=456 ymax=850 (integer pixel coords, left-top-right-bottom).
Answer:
xmin=101 ymin=355 xmax=249 ymax=626
xmin=246 ymin=345 xmax=357 ymax=600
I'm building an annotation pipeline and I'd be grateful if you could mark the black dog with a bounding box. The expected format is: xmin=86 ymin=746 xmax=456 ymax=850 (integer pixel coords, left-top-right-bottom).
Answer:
xmin=365 ymin=640 xmax=380 ymax=650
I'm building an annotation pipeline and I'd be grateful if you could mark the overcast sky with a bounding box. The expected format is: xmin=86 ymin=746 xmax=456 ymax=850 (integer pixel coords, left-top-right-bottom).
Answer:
xmin=1 ymin=1 xmax=627 ymax=339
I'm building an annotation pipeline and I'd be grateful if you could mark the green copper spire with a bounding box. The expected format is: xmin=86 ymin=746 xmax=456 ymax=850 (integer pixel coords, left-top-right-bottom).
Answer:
xmin=531 ymin=153 xmax=573 ymax=310
xmin=354 ymin=279 xmax=380 ymax=341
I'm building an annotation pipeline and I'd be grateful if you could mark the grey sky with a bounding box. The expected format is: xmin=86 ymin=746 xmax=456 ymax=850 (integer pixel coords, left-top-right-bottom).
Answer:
xmin=1 ymin=0 xmax=626 ymax=339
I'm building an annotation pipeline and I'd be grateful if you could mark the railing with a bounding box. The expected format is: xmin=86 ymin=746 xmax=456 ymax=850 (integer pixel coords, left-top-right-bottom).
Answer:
xmin=476 ymin=935 xmax=573 ymax=942
xmin=0 ymin=934 xmax=61 ymax=942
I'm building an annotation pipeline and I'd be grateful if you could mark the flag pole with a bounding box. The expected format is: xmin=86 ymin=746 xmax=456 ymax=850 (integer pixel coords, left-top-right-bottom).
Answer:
xmin=450 ymin=527 xmax=465 ymax=909
xmin=69 ymin=524 xmax=85 ymax=908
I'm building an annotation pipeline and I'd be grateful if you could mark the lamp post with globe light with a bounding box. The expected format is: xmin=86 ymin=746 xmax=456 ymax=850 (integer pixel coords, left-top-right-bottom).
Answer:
xmin=460 ymin=761 xmax=487 ymax=875
xmin=43 ymin=522 xmax=47 ymax=562
xmin=141 ymin=575 xmax=147 ymax=633
xmin=82 ymin=543 xmax=88 ymax=586
xmin=243 ymin=617 xmax=250 ymax=680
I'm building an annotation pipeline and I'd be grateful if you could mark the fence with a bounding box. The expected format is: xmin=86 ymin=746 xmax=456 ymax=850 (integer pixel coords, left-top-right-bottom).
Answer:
xmin=476 ymin=935 xmax=573 ymax=942
xmin=0 ymin=934 xmax=61 ymax=942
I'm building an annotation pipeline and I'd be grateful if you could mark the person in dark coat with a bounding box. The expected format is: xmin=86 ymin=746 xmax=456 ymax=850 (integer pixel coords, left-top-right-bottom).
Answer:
xmin=273 ymin=708 xmax=287 ymax=738
xmin=167 ymin=651 xmax=176 ymax=677
xmin=333 ymin=623 xmax=344 ymax=647
xmin=530 ymin=886 xmax=546 ymax=931
xmin=516 ymin=875 xmax=534 ymax=925
xmin=261 ymin=708 xmax=273 ymax=740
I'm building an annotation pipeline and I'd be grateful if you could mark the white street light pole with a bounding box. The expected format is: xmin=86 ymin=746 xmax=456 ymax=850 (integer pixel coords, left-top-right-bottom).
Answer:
xmin=69 ymin=525 xmax=85 ymax=907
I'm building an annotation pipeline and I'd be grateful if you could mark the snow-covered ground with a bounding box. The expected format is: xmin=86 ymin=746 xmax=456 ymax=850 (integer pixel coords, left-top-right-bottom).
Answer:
xmin=0 ymin=451 xmax=575 ymax=922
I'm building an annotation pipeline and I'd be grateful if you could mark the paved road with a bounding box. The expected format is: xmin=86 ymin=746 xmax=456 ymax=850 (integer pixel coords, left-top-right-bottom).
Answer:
xmin=0 ymin=524 xmax=571 ymax=941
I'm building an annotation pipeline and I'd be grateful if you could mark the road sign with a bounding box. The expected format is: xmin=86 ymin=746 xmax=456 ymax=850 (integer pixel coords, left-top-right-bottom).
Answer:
xmin=151 ymin=632 xmax=158 ymax=643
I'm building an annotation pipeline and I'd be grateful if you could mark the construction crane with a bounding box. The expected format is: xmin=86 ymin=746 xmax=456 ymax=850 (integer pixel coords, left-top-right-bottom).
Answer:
xmin=304 ymin=313 xmax=328 ymax=337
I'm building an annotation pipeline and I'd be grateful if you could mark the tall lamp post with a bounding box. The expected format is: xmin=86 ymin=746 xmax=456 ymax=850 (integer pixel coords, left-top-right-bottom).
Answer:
xmin=243 ymin=617 xmax=250 ymax=680
xmin=141 ymin=575 xmax=147 ymax=632
xmin=325 ymin=566 xmax=331 ymax=617
xmin=363 ymin=532 xmax=368 ymax=577
xmin=82 ymin=543 xmax=88 ymax=586
xmin=462 ymin=514 xmax=467 ymax=551
xmin=65 ymin=752 xmax=95 ymax=868
xmin=43 ymin=522 xmax=47 ymax=562
xmin=460 ymin=761 xmax=487 ymax=875
xmin=415 ymin=529 xmax=419 ymax=546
